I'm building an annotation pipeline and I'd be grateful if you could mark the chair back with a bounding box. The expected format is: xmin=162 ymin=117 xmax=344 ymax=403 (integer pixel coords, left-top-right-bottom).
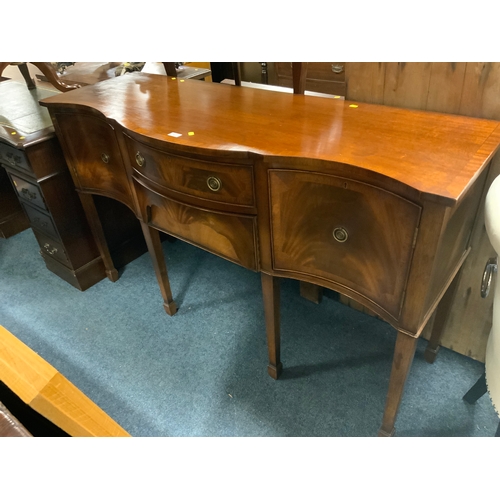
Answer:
xmin=485 ymin=175 xmax=500 ymax=413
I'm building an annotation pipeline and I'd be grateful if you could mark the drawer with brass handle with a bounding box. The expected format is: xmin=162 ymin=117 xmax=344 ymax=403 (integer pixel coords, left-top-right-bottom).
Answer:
xmin=9 ymin=173 xmax=47 ymax=211
xmin=125 ymin=134 xmax=255 ymax=209
xmin=269 ymin=170 xmax=422 ymax=320
xmin=0 ymin=143 xmax=32 ymax=173
xmin=32 ymin=229 xmax=70 ymax=266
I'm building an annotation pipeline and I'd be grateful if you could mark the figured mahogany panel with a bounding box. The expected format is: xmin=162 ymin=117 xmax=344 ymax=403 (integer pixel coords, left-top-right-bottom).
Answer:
xmin=133 ymin=178 xmax=258 ymax=270
xmin=124 ymin=134 xmax=255 ymax=209
xmin=53 ymin=113 xmax=133 ymax=209
xmin=269 ymin=170 xmax=421 ymax=319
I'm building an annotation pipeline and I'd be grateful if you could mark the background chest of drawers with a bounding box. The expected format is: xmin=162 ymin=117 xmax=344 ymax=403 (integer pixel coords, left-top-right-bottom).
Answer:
xmin=0 ymin=79 xmax=147 ymax=290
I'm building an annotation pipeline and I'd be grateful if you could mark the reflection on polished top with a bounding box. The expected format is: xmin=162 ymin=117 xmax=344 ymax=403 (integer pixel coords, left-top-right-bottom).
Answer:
xmin=40 ymin=72 xmax=500 ymax=204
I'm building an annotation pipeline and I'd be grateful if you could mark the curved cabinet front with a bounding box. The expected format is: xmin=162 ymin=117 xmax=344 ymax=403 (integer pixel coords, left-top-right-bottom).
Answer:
xmin=54 ymin=113 xmax=134 ymax=210
xmin=269 ymin=170 xmax=422 ymax=320
xmin=134 ymin=177 xmax=258 ymax=271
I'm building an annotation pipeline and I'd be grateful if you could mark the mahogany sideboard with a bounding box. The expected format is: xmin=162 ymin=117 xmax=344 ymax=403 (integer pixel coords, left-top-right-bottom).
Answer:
xmin=0 ymin=79 xmax=147 ymax=290
xmin=40 ymin=73 xmax=500 ymax=436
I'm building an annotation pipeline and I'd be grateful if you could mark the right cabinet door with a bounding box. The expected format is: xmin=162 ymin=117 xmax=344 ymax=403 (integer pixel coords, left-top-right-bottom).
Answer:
xmin=269 ymin=170 xmax=422 ymax=320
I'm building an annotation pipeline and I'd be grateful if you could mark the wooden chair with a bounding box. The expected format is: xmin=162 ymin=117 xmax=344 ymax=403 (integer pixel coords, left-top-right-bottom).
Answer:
xmin=0 ymin=62 xmax=80 ymax=92
xmin=463 ymin=175 xmax=500 ymax=435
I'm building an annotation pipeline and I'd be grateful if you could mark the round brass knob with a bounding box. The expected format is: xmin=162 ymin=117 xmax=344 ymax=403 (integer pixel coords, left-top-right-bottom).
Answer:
xmin=101 ymin=153 xmax=110 ymax=163
xmin=135 ymin=151 xmax=145 ymax=167
xmin=207 ymin=176 xmax=222 ymax=192
xmin=333 ymin=227 xmax=348 ymax=243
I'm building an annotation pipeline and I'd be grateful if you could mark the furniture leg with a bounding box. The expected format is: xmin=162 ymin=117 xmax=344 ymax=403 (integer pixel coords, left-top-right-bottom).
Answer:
xmin=140 ymin=222 xmax=177 ymax=316
xmin=17 ymin=63 xmax=36 ymax=90
xmin=261 ymin=273 xmax=282 ymax=379
xmin=463 ymin=372 xmax=487 ymax=404
xmin=78 ymin=193 xmax=119 ymax=282
xmin=378 ymin=330 xmax=418 ymax=437
xmin=424 ymin=270 xmax=462 ymax=363
xmin=300 ymin=282 xmax=323 ymax=304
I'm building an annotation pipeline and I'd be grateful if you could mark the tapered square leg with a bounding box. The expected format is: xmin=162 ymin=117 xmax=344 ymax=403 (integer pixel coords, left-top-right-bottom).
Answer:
xmin=140 ymin=222 xmax=177 ymax=316
xmin=261 ymin=273 xmax=282 ymax=379
xmin=378 ymin=330 xmax=418 ymax=437
xmin=78 ymin=193 xmax=119 ymax=282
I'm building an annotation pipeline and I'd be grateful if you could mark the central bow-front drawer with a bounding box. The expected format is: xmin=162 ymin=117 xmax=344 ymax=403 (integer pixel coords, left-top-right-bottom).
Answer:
xmin=124 ymin=135 xmax=255 ymax=210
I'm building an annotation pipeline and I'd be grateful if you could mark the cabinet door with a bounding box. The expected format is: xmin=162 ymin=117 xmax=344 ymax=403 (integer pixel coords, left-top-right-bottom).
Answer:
xmin=269 ymin=170 xmax=421 ymax=320
xmin=54 ymin=113 xmax=134 ymax=210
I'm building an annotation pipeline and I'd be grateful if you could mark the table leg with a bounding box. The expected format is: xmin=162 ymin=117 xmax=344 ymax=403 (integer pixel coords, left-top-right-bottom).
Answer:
xmin=378 ymin=330 xmax=418 ymax=437
xmin=424 ymin=271 xmax=462 ymax=363
xmin=78 ymin=193 xmax=119 ymax=282
xmin=261 ymin=273 xmax=282 ymax=379
xmin=140 ymin=222 xmax=177 ymax=316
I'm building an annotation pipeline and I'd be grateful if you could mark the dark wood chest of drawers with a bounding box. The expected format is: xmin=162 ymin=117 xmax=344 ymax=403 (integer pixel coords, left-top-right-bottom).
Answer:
xmin=0 ymin=80 xmax=147 ymax=290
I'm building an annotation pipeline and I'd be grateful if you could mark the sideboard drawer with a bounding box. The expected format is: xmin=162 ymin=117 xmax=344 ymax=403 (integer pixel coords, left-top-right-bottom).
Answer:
xmin=53 ymin=112 xmax=134 ymax=209
xmin=0 ymin=143 xmax=32 ymax=173
xmin=269 ymin=170 xmax=422 ymax=320
xmin=22 ymin=203 xmax=59 ymax=240
xmin=125 ymin=135 xmax=255 ymax=209
xmin=33 ymin=229 xmax=70 ymax=266
xmin=9 ymin=174 xmax=47 ymax=211
xmin=134 ymin=177 xmax=258 ymax=270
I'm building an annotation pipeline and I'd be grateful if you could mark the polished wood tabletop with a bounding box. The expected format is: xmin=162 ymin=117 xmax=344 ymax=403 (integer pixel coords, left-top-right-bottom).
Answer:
xmin=41 ymin=72 xmax=500 ymax=205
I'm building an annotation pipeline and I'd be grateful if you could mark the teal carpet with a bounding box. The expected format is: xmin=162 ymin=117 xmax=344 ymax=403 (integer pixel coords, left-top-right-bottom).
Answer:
xmin=0 ymin=228 xmax=498 ymax=437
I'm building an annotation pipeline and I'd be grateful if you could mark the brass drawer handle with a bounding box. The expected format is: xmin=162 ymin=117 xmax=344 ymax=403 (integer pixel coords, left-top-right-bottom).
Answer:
xmin=101 ymin=153 xmax=110 ymax=163
xmin=135 ymin=151 xmax=145 ymax=167
xmin=207 ymin=176 xmax=222 ymax=192
xmin=333 ymin=227 xmax=348 ymax=243
xmin=332 ymin=64 xmax=344 ymax=74
xmin=21 ymin=187 xmax=37 ymax=200
xmin=43 ymin=243 xmax=58 ymax=255
xmin=481 ymin=257 xmax=497 ymax=298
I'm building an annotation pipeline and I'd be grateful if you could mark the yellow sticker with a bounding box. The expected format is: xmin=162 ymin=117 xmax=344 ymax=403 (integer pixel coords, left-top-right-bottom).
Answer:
xmin=349 ymin=104 xmax=358 ymax=108
xmin=11 ymin=131 xmax=16 ymax=135
xmin=188 ymin=132 xmax=194 ymax=136
xmin=334 ymin=95 xmax=341 ymax=99
xmin=180 ymin=79 xmax=185 ymax=82
xmin=19 ymin=136 xmax=25 ymax=140
xmin=171 ymin=77 xmax=177 ymax=80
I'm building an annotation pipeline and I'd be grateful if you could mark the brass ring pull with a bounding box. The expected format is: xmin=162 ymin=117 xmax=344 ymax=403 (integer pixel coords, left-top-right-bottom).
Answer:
xmin=43 ymin=243 xmax=58 ymax=255
xmin=207 ymin=176 xmax=222 ymax=192
xmin=135 ymin=151 xmax=145 ymax=167
xmin=101 ymin=153 xmax=110 ymax=163
xmin=333 ymin=227 xmax=348 ymax=243
xmin=21 ymin=187 xmax=37 ymax=200
xmin=481 ymin=257 xmax=498 ymax=298
xmin=332 ymin=64 xmax=344 ymax=74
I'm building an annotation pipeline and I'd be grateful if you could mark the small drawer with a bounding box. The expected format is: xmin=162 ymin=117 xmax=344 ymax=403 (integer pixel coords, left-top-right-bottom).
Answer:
xmin=134 ymin=177 xmax=258 ymax=270
xmin=0 ymin=143 xmax=32 ymax=173
xmin=9 ymin=174 xmax=47 ymax=211
xmin=33 ymin=229 xmax=70 ymax=266
xmin=125 ymin=135 xmax=255 ymax=209
xmin=22 ymin=203 xmax=59 ymax=240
